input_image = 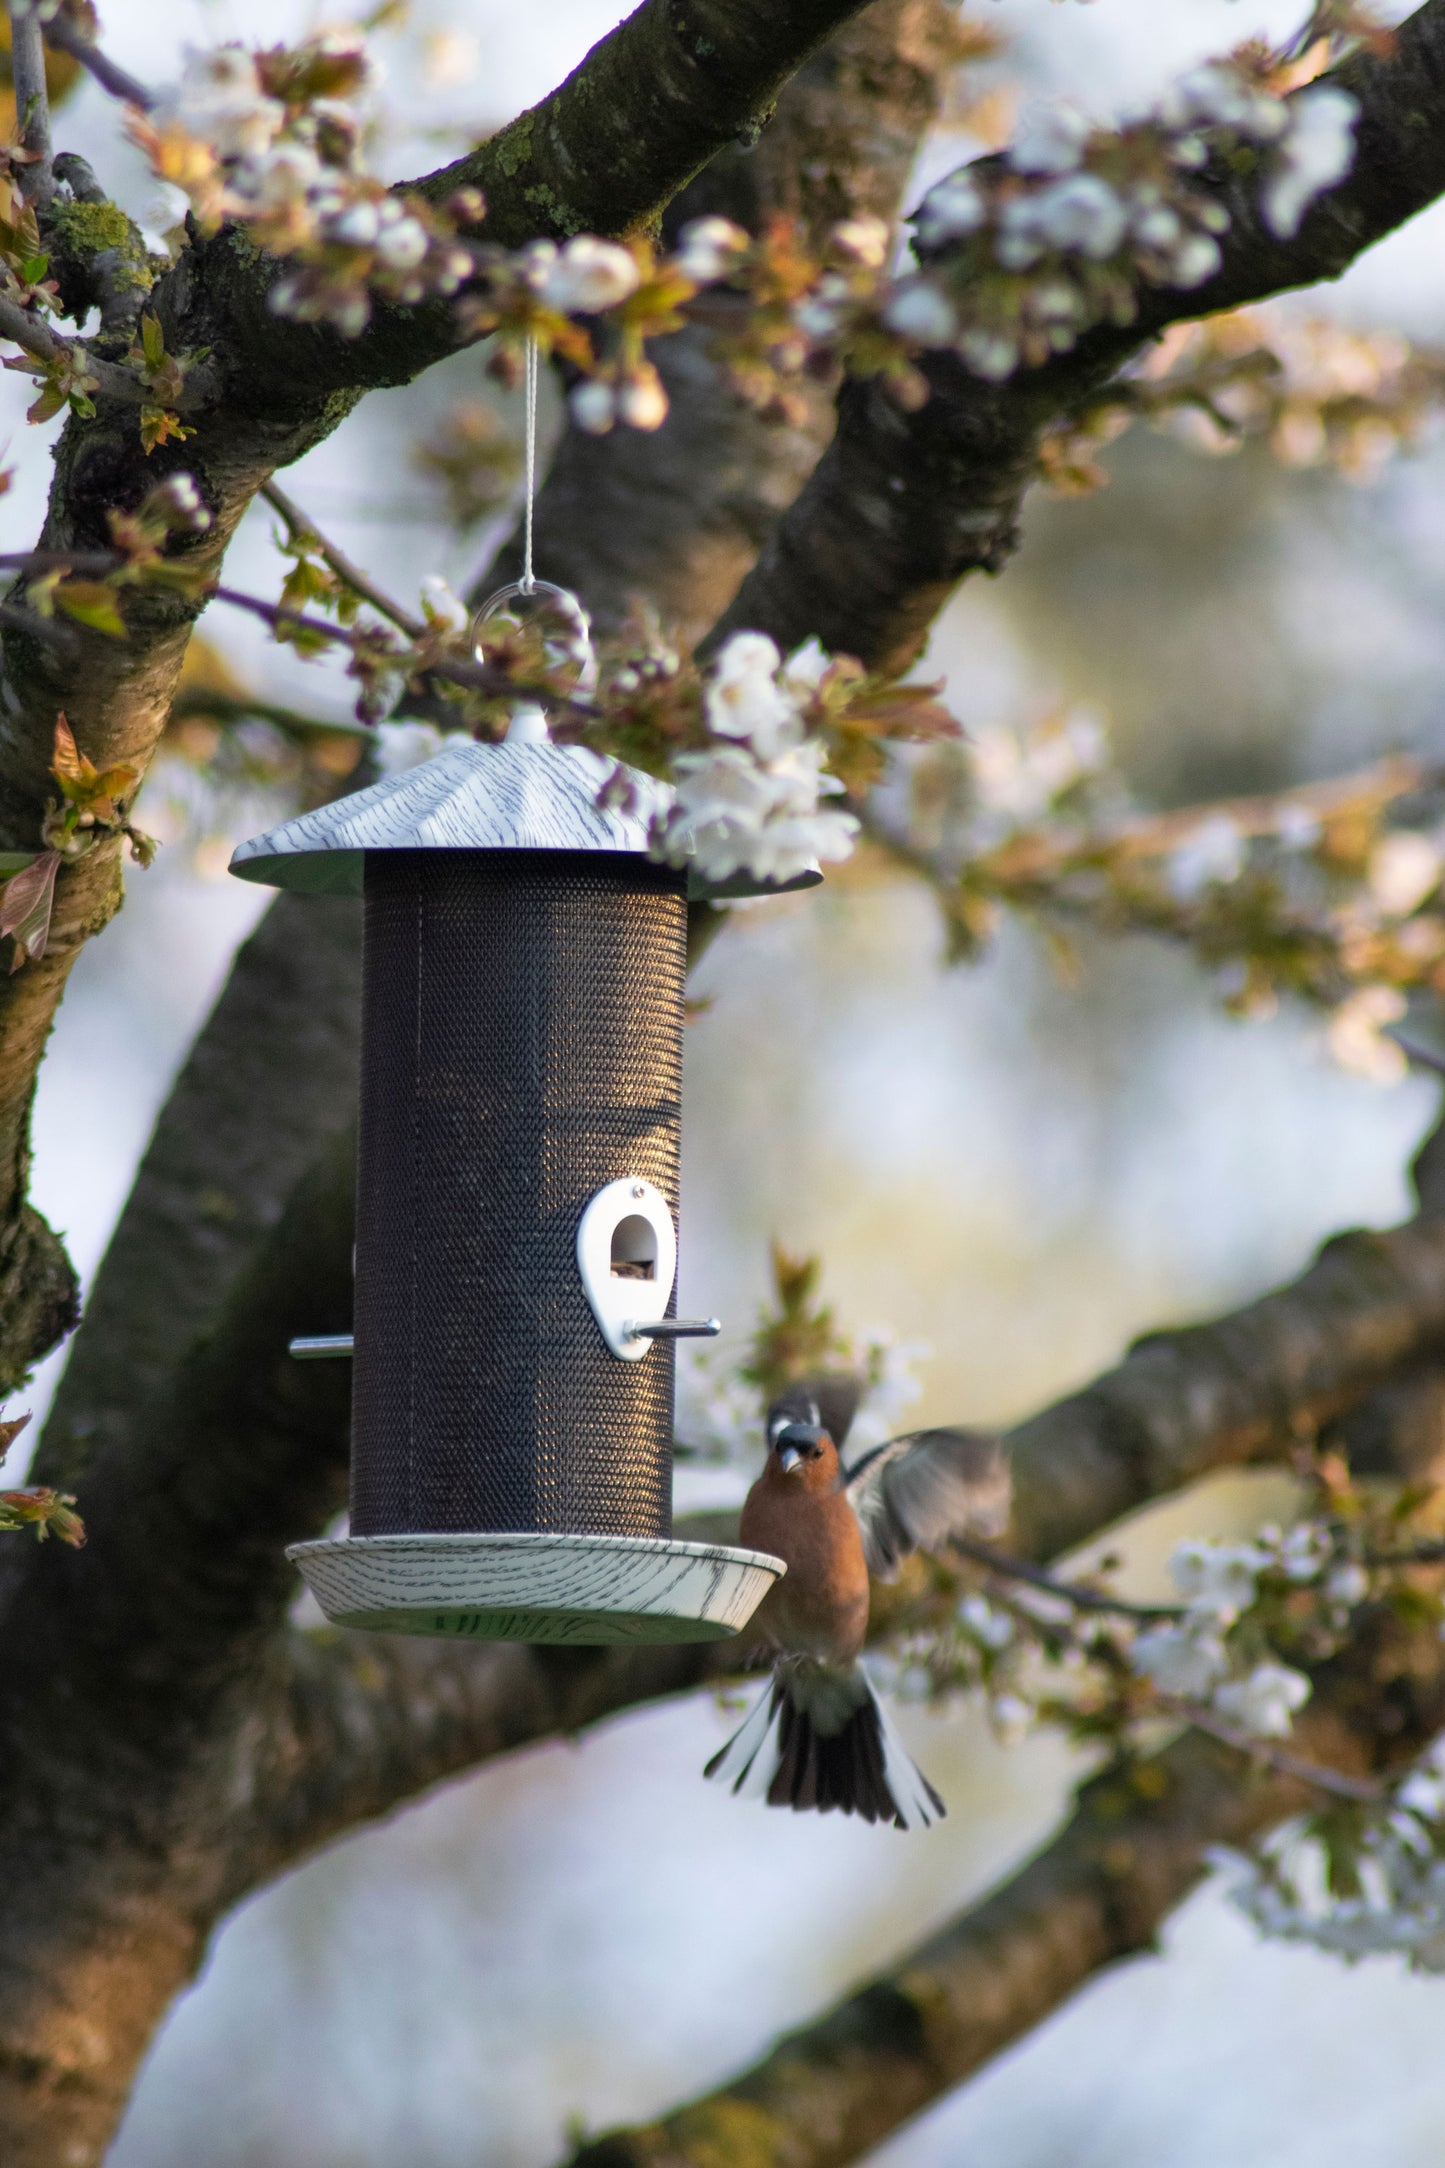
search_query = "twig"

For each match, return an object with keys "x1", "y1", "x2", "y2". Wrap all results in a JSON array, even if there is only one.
[
  {"x1": 8, "y1": 2, "x2": 53, "y2": 206},
  {"x1": 0, "y1": 548, "x2": 125, "y2": 576},
  {"x1": 0, "y1": 293, "x2": 215, "y2": 410},
  {"x1": 210, "y1": 585, "x2": 515, "y2": 701},
  {"x1": 948, "y1": 1531, "x2": 1182, "y2": 1623},
  {"x1": 1178, "y1": 1700, "x2": 1385, "y2": 1804},
  {"x1": 171, "y1": 687, "x2": 371, "y2": 741},
  {"x1": 40, "y1": 12, "x2": 154, "y2": 109},
  {"x1": 1363, "y1": 1539, "x2": 1445, "y2": 1566},
  {"x1": 260, "y1": 481, "x2": 426, "y2": 639}
]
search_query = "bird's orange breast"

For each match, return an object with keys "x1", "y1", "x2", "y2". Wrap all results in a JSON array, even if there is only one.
[{"x1": 741, "y1": 1472, "x2": 871, "y2": 1665}]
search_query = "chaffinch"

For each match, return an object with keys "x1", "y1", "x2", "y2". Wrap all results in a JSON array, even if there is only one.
[{"x1": 705, "y1": 1378, "x2": 1010, "y2": 1831}]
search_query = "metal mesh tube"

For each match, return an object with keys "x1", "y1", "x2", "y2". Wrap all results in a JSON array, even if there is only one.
[{"x1": 351, "y1": 849, "x2": 687, "y2": 1538}]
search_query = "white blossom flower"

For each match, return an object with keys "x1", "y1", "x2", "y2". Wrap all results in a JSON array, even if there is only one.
[
  {"x1": 1262, "y1": 87, "x2": 1358, "y2": 240},
  {"x1": 1169, "y1": 1538, "x2": 1268, "y2": 1618},
  {"x1": 1165, "y1": 814, "x2": 1245, "y2": 901},
  {"x1": 674, "y1": 216, "x2": 750, "y2": 284},
  {"x1": 661, "y1": 737, "x2": 858, "y2": 887},
  {"x1": 1327, "y1": 985, "x2": 1408, "y2": 1084},
  {"x1": 1165, "y1": 233, "x2": 1223, "y2": 289},
  {"x1": 703, "y1": 632, "x2": 798, "y2": 759},
  {"x1": 1369, "y1": 831, "x2": 1443, "y2": 917},
  {"x1": 831, "y1": 214, "x2": 890, "y2": 268},
  {"x1": 419, "y1": 575, "x2": 468, "y2": 635},
  {"x1": 1275, "y1": 1522, "x2": 1332, "y2": 1582},
  {"x1": 147, "y1": 472, "x2": 210, "y2": 531},
  {"x1": 1131, "y1": 1621, "x2": 1230, "y2": 1699},
  {"x1": 1162, "y1": 64, "x2": 1288, "y2": 142},
  {"x1": 1325, "y1": 1561, "x2": 1369, "y2": 1607},
  {"x1": 1010, "y1": 103, "x2": 1091, "y2": 177},
  {"x1": 1399, "y1": 1761, "x2": 1445, "y2": 1824},
  {"x1": 422, "y1": 29, "x2": 479, "y2": 89},
  {"x1": 329, "y1": 198, "x2": 382, "y2": 247},
  {"x1": 375, "y1": 720, "x2": 444, "y2": 773},
  {"x1": 537, "y1": 236, "x2": 640, "y2": 313},
  {"x1": 617, "y1": 367, "x2": 669, "y2": 431},
  {"x1": 990, "y1": 1692, "x2": 1033, "y2": 1746},
  {"x1": 569, "y1": 380, "x2": 616, "y2": 434},
  {"x1": 999, "y1": 174, "x2": 1128, "y2": 267},
  {"x1": 777, "y1": 642, "x2": 827, "y2": 700},
  {"x1": 957, "y1": 328, "x2": 1019, "y2": 381},
  {"x1": 959, "y1": 1593, "x2": 1014, "y2": 1651},
  {"x1": 159, "y1": 46, "x2": 284, "y2": 162},
  {"x1": 883, "y1": 277, "x2": 959, "y2": 346},
  {"x1": 914, "y1": 172, "x2": 985, "y2": 248},
  {"x1": 1213, "y1": 1660, "x2": 1312, "y2": 1737},
  {"x1": 373, "y1": 211, "x2": 430, "y2": 272}
]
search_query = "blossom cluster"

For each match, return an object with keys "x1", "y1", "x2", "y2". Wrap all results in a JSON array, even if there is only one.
[
  {"x1": 134, "y1": 38, "x2": 479, "y2": 337},
  {"x1": 651, "y1": 634, "x2": 860, "y2": 888},
  {"x1": 1129, "y1": 1533, "x2": 1319, "y2": 1737},
  {"x1": 886, "y1": 710, "x2": 1445, "y2": 1080},
  {"x1": 1216, "y1": 1793, "x2": 1445, "y2": 1967},
  {"x1": 895, "y1": 52, "x2": 1358, "y2": 383},
  {"x1": 1042, "y1": 308, "x2": 1445, "y2": 495}
]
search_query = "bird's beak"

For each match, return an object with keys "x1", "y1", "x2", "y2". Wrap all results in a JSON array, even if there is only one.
[{"x1": 774, "y1": 1421, "x2": 824, "y2": 1474}]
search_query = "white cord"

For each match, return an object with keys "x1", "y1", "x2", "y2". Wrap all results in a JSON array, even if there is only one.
[{"x1": 521, "y1": 333, "x2": 538, "y2": 595}]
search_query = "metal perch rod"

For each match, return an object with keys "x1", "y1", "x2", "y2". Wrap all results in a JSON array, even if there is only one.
[{"x1": 288, "y1": 1319, "x2": 720, "y2": 1360}]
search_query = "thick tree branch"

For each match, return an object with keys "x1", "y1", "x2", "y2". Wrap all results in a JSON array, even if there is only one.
[
  {"x1": 30, "y1": 890, "x2": 362, "y2": 1497},
  {"x1": 561, "y1": 1611, "x2": 1445, "y2": 2168},
  {"x1": 710, "y1": 0, "x2": 1445, "y2": 669},
  {"x1": 1007, "y1": 1215, "x2": 1445, "y2": 1563}
]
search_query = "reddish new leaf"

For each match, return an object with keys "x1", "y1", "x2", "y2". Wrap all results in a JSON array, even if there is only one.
[
  {"x1": 0, "y1": 850, "x2": 60, "y2": 971},
  {"x1": 0, "y1": 1410, "x2": 32, "y2": 1468}
]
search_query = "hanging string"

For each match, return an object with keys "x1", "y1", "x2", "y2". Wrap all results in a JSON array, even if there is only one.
[{"x1": 521, "y1": 332, "x2": 538, "y2": 596}]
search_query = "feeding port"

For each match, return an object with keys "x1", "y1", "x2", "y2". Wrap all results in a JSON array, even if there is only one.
[{"x1": 577, "y1": 1178, "x2": 677, "y2": 1358}]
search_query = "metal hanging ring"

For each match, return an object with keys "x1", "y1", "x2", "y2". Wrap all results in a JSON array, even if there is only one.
[{"x1": 472, "y1": 580, "x2": 597, "y2": 696}]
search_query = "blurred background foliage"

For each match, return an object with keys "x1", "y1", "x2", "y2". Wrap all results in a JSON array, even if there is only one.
[{"x1": 6, "y1": 0, "x2": 1445, "y2": 2162}]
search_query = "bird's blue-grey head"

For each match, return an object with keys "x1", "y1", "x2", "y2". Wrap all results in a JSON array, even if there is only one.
[{"x1": 767, "y1": 1396, "x2": 827, "y2": 1475}]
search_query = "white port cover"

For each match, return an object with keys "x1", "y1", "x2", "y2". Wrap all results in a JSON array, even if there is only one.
[{"x1": 576, "y1": 1177, "x2": 677, "y2": 1359}]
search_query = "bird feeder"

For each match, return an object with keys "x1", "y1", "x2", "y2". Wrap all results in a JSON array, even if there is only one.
[{"x1": 230, "y1": 645, "x2": 808, "y2": 1646}]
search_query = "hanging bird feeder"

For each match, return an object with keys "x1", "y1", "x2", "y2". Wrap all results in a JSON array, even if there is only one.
[{"x1": 230, "y1": 594, "x2": 811, "y2": 1647}]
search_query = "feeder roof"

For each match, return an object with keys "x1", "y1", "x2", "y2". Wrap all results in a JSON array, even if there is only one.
[{"x1": 229, "y1": 737, "x2": 820, "y2": 902}]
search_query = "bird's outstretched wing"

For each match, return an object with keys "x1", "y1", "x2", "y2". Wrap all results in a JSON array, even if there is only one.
[{"x1": 844, "y1": 1427, "x2": 1010, "y2": 1582}]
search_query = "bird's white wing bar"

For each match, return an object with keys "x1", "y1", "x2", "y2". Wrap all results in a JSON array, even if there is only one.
[{"x1": 845, "y1": 1427, "x2": 1011, "y2": 1581}]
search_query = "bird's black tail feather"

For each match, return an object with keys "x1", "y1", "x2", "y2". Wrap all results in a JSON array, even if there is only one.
[{"x1": 704, "y1": 1661, "x2": 944, "y2": 1830}]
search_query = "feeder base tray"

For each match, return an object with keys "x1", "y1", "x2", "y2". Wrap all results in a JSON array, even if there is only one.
[{"x1": 289, "y1": 1531, "x2": 784, "y2": 1645}]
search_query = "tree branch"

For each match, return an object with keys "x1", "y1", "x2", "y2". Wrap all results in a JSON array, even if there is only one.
[
  {"x1": 259, "y1": 481, "x2": 425, "y2": 639},
  {"x1": 0, "y1": 293, "x2": 173, "y2": 408},
  {"x1": 39, "y1": 12, "x2": 153, "y2": 110},
  {"x1": 8, "y1": 3, "x2": 52, "y2": 207},
  {"x1": 709, "y1": 0, "x2": 1445, "y2": 669}
]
